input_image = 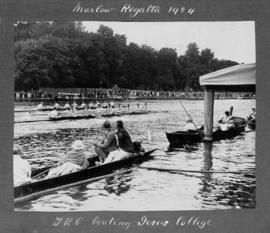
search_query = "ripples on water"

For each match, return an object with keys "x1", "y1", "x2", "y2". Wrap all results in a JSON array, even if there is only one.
[{"x1": 14, "y1": 99, "x2": 255, "y2": 211}]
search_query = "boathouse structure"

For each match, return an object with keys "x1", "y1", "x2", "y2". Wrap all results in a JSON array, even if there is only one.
[{"x1": 199, "y1": 63, "x2": 256, "y2": 141}]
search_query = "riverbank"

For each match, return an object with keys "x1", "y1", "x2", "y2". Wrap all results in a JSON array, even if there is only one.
[{"x1": 14, "y1": 94, "x2": 255, "y2": 103}]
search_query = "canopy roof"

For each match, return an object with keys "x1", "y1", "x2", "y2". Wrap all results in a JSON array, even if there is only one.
[{"x1": 200, "y1": 63, "x2": 256, "y2": 87}]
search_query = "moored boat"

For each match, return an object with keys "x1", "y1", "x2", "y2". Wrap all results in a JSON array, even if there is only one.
[
  {"x1": 14, "y1": 149, "x2": 156, "y2": 203},
  {"x1": 166, "y1": 117, "x2": 246, "y2": 147}
]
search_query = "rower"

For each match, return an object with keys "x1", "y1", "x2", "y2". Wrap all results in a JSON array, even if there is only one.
[
  {"x1": 104, "y1": 120, "x2": 134, "y2": 163},
  {"x1": 46, "y1": 140, "x2": 89, "y2": 179},
  {"x1": 102, "y1": 101, "x2": 108, "y2": 109},
  {"x1": 72, "y1": 101, "x2": 78, "y2": 109},
  {"x1": 53, "y1": 102, "x2": 59, "y2": 109},
  {"x1": 144, "y1": 102, "x2": 148, "y2": 110},
  {"x1": 72, "y1": 106, "x2": 78, "y2": 116},
  {"x1": 96, "y1": 101, "x2": 101, "y2": 108},
  {"x1": 89, "y1": 102, "x2": 95, "y2": 109},
  {"x1": 110, "y1": 100, "x2": 115, "y2": 109},
  {"x1": 94, "y1": 121, "x2": 118, "y2": 163},
  {"x1": 184, "y1": 119, "x2": 197, "y2": 132},
  {"x1": 64, "y1": 106, "x2": 72, "y2": 116},
  {"x1": 48, "y1": 107, "x2": 58, "y2": 119},
  {"x1": 80, "y1": 101, "x2": 86, "y2": 109},
  {"x1": 36, "y1": 102, "x2": 43, "y2": 110},
  {"x1": 13, "y1": 144, "x2": 31, "y2": 187},
  {"x1": 64, "y1": 102, "x2": 70, "y2": 109}
]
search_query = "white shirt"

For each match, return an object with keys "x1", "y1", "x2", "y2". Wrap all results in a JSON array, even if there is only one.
[
  {"x1": 13, "y1": 155, "x2": 31, "y2": 187},
  {"x1": 64, "y1": 103, "x2": 70, "y2": 108},
  {"x1": 184, "y1": 122, "x2": 197, "y2": 131},
  {"x1": 222, "y1": 116, "x2": 231, "y2": 124},
  {"x1": 49, "y1": 110, "x2": 58, "y2": 118},
  {"x1": 36, "y1": 103, "x2": 43, "y2": 109}
]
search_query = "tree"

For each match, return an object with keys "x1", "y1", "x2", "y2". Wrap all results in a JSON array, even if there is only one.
[
  {"x1": 182, "y1": 43, "x2": 202, "y2": 91},
  {"x1": 200, "y1": 48, "x2": 215, "y2": 73},
  {"x1": 156, "y1": 48, "x2": 178, "y2": 90},
  {"x1": 14, "y1": 22, "x2": 239, "y2": 91}
]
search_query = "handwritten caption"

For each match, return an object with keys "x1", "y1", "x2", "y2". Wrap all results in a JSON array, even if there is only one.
[
  {"x1": 72, "y1": 3, "x2": 196, "y2": 17},
  {"x1": 52, "y1": 215, "x2": 211, "y2": 230}
]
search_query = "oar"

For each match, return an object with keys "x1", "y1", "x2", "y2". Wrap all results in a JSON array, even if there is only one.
[
  {"x1": 138, "y1": 166, "x2": 252, "y2": 175},
  {"x1": 14, "y1": 119, "x2": 51, "y2": 123},
  {"x1": 179, "y1": 101, "x2": 204, "y2": 140},
  {"x1": 31, "y1": 166, "x2": 55, "y2": 179}
]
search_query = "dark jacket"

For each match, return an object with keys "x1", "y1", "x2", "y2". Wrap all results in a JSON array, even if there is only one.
[{"x1": 117, "y1": 128, "x2": 134, "y2": 153}]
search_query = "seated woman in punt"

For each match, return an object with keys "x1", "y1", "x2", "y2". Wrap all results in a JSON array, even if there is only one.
[
  {"x1": 218, "y1": 111, "x2": 235, "y2": 131},
  {"x1": 46, "y1": 140, "x2": 89, "y2": 179}
]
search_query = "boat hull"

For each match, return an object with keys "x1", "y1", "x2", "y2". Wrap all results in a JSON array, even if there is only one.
[
  {"x1": 49, "y1": 114, "x2": 96, "y2": 121},
  {"x1": 166, "y1": 117, "x2": 246, "y2": 147},
  {"x1": 14, "y1": 150, "x2": 155, "y2": 202}
]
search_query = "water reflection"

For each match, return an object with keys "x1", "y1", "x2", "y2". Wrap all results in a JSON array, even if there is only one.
[
  {"x1": 104, "y1": 170, "x2": 132, "y2": 196},
  {"x1": 68, "y1": 185, "x2": 89, "y2": 202},
  {"x1": 200, "y1": 142, "x2": 213, "y2": 193}
]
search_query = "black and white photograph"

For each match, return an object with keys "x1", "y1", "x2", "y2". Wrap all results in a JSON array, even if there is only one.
[{"x1": 13, "y1": 21, "x2": 256, "y2": 211}]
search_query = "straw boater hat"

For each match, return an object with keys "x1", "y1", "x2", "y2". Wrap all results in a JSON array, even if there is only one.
[{"x1": 72, "y1": 140, "x2": 85, "y2": 151}]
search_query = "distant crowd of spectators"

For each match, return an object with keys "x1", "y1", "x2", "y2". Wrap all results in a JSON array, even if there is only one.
[{"x1": 14, "y1": 88, "x2": 255, "y2": 100}]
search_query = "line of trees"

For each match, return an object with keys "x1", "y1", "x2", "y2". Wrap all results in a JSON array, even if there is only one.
[{"x1": 14, "y1": 21, "x2": 238, "y2": 91}]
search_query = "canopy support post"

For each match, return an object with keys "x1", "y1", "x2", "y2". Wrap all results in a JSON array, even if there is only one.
[{"x1": 204, "y1": 86, "x2": 214, "y2": 141}]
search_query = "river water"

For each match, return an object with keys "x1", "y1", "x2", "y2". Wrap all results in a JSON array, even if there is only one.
[{"x1": 14, "y1": 99, "x2": 255, "y2": 211}]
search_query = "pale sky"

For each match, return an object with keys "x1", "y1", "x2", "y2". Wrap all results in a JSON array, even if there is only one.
[{"x1": 83, "y1": 21, "x2": 255, "y2": 64}]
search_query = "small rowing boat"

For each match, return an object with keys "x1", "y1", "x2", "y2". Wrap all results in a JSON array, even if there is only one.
[
  {"x1": 166, "y1": 117, "x2": 246, "y2": 147},
  {"x1": 15, "y1": 106, "x2": 87, "y2": 113},
  {"x1": 48, "y1": 110, "x2": 150, "y2": 121},
  {"x1": 49, "y1": 114, "x2": 96, "y2": 121},
  {"x1": 14, "y1": 149, "x2": 156, "y2": 203}
]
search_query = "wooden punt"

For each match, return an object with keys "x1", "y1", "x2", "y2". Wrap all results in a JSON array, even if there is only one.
[
  {"x1": 14, "y1": 149, "x2": 156, "y2": 203},
  {"x1": 166, "y1": 117, "x2": 246, "y2": 147}
]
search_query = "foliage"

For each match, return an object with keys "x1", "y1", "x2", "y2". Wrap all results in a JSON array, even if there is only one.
[{"x1": 14, "y1": 21, "x2": 239, "y2": 91}]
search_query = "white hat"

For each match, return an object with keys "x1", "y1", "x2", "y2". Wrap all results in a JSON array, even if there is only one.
[
  {"x1": 72, "y1": 140, "x2": 85, "y2": 151},
  {"x1": 13, "y1": 144, "x2": 22, "y2": 154}
]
